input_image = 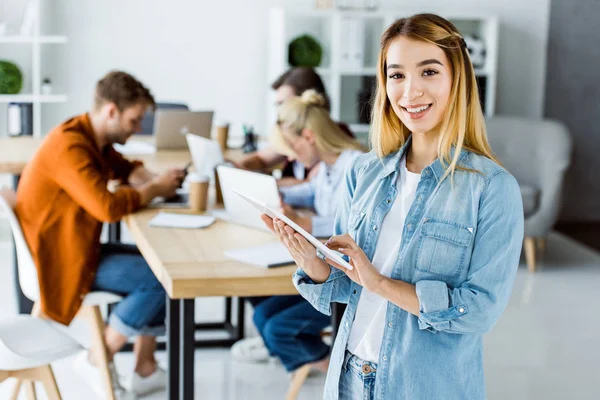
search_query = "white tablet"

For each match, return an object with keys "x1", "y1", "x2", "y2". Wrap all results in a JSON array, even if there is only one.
[{"x1": 232, "y1": 189, "x2": 354, "y2": 271}]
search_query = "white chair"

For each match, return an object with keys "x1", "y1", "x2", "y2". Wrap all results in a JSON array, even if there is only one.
[
  {"x1": 0, "y1": 188, "x2": 124, "y2": 400},
  {"x1": 0, "y1": 315, "x2": 82, "y2": 400}
]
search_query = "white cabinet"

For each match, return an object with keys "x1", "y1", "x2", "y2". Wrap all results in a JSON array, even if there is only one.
[
  {"x1": 268, "y1": 8, "x2": 499, "y2": 144},
  {"x1": 0, "y1": 0, "x2": 68, "y2": 137}
]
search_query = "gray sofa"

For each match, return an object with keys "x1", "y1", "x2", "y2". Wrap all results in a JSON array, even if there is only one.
[{"x1": 486, "y1": 116, "x2": 572, "y2": 272}]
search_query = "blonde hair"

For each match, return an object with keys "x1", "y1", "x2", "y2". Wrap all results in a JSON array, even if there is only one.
[
  {"x1": 273, "y1": 90, "x2": 365, "y2": 156},
  {"x1": 370, "y1": 13, "x2": 499, "y2": 180}
]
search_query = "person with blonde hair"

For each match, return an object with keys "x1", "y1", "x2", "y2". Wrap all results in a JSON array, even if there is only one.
[
  {"x1": 231, "y1": 90, "x2": 364, "y2": 377},
  {"x1": 234, "y1": 67, "x2": 354, "y2": 186},
  {"x1": 264, "y1": 13, "x2": 524, "y2": 399}
]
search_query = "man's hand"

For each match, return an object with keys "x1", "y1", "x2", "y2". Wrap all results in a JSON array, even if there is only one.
[
  {"x1": 153, "y1": 169, "x2": 185, "y2": 198},
  {"x1": 137, "y1": 169, "x2": 185, "y2": 205}
]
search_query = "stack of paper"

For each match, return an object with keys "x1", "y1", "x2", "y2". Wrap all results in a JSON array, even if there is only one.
[
  {"x1": 149, "y1": 212, "x2": 215, "y2": 229},
  {"x1": 224, "y1": 242, "x2": 294, "y2": 268},
  {"x1": 114, "y1": 140, "x2": 156, "y2": 155}
]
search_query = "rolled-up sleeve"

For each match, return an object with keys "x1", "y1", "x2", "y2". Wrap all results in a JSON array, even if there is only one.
[
  {"x1": 416, "y1": 171, "x2": 524, "y2": 334},
  {"x1": 280, "y1": 181, "x2": 316, "y2": 209},
  {"x1": 292, "y1": 159, "x2": 361, "y2": 314},
  {"x1": 293, "y1": 266, "x2": 351, "y2": 315}
]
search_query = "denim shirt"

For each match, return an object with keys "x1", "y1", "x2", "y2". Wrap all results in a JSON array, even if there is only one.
[
  {"x1": 293, "y1": 138, "x2": 524, "y2": 400},
  {"x1": 280, "y1": 150, "x2": 363, "y2": 237}
]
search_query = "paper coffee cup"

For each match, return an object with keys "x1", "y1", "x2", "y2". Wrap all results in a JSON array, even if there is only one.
[{"x1": 188, "y1": 173, "x2": 209, "y2": 212}]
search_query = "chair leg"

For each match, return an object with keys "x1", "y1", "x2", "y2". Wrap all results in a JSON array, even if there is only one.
[
  {"x1": 10, "y1": 379, "x2": 22, "y2": 400},
  {"x1": 286, "y1": 364, "x2": 311, "y2": 400},
  {"x1": 39, "y1": 365, "x2": 62, "y2": 400},
  {"x1": 536, "y1": 237, "x2": 546, "y2": 255},
  {"x1": 82, "y1": 305, "x2": 117, "y2": 400},
  {"x1": 24, "y1": 380, "x2": 37, "y2": 400},
  {"x1": 524, "y1": 237, "x2": 536, "y2": 273},
  {"x1": 31, "y1": 302, "x2": 43, "y2": 318}
]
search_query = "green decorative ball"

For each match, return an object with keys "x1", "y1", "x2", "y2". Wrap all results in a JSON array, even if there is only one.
[
  {"x1": 0, "y1": 61, "x2": 23, "y2": 94},
  {"x1": 288, "y1": 35, "x2": 323, "y2": 67}
]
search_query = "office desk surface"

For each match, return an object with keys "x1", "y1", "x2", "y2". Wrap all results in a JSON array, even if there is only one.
[
  {"x1": 0, "y1": 135, "x2": 251, "y2": 174},
  {"x1": 124, "y1": 208, "x2": 298, "y2": 299}
]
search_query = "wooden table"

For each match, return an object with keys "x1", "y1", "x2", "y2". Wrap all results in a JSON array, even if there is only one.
[{"x1": 125, "y1": 208, "x2": 298, "y2": 400}]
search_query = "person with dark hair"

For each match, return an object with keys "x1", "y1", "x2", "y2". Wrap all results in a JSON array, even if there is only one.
[
  {"x1": 15, "y1": 70, "x2": 182, "y2": 398},
  {"x1": 234, "y1": 67, "x2": 352, "y2": 186}
]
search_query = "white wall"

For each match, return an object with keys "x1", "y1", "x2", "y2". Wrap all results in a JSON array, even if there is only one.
[{"x1": 37, "y1": 0, "x2": 550, "y2": 137}]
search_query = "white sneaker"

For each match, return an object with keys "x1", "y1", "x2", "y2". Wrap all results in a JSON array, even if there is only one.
[
  {"x1": 125, "y1": 366, "x2": 167, "y2": 396},
  {"x1": 230, "y1": 336, "x2": 270, "y2": 363},
  {"x1": 73, "y1": 350, "x2": 137, "y2": 400}
]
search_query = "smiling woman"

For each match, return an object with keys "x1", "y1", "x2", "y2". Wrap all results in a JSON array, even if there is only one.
[{"x1": 266, "y1": 13, "x2": 524, "y2": 400}]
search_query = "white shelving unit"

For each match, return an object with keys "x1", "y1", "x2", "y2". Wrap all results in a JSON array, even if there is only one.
[
  {"x1": 268, "y1": 8, "x2": 499, "y2": 144},
  {"x1": 0, "y1": 0, "x2": 68, "y2": 137}
]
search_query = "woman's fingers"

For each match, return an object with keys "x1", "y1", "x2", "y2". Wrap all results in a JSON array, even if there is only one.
[
  {"x1": 283, "y1": 225, "x2": 303, "y2": 253},
  {"x1": 296, "y1": 233, "x2": 315, "y2": 253},
  {"x1": 325, "y1": 257, "x2": 346, "y2": 271},
  {"x1": 261, "y1": 214, "x2": 275, "y2": 233},
  {"x1": 326, "y1": 233, "x2": 357, "y2": 249}
]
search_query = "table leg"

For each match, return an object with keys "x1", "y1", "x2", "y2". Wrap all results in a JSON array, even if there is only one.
[
  {"x1": 167, "y1": 297, "x2": 181, "y2": 400},
  {"x1": 108, "y1": 221, "x2": 121, "y2": 243},
  {"x1": 180, "y1": 299, "x2": 195, "y2": 400},
  {"x1": 235, "y1": 297, "x2": 245, "y2": 339}
]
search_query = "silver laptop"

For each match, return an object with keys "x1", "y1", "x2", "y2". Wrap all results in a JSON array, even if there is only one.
[
  {"x1": 154, "y1": 110, "x2": 213, "y2": 150},
  {"x1": 216, "y1": 165, "x2": 281, "y2": 232}
]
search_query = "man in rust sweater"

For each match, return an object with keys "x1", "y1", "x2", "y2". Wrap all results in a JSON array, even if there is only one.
[{"x1": 16, "y1": 71, "x2": 183, "y2": 398}]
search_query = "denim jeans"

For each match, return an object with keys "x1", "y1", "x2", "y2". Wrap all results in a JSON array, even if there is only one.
[
  {"x1": 92, "y1": 243, "x2": 166, "y2": 337},
  {"x1": 250, "y1": 295, "x2": 330, "y2": 372},
  {"x1": 339, "y1": 350, "x2": 377, "y2": 400}
]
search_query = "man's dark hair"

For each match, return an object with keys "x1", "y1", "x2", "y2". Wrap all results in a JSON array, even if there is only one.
[
  {"x1": 271, "y1": 67, "x2": 330, "y2": 111},
  {"x1": 94, "y1": 70, "x2": 156, "y2": 111}
]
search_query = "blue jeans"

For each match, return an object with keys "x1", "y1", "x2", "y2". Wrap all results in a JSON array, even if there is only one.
[
  {"x1": 250, "y1": 295, "x2": 330, "y2": 372},
  {"x1": 338, "y1": 350, "x2": 377, "y2": 400},
  {"x1": 92, "y1": 243, "x2": 166, "y2": 337}
]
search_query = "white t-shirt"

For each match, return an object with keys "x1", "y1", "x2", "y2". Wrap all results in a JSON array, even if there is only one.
[{"x1": 347, "y1": 156, "x2": 421, "y2": 363}]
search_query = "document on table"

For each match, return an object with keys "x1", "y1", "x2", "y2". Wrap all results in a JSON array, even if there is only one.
[
  {"x1": 149, "y1": 212, "x2": 215, "y2": 229},
  {"x1": 113, "y1": 140, "x2": 156, "y2": 155},
  {"x1": 224, "y1": 241, "x2": 294, "y2": 268}
]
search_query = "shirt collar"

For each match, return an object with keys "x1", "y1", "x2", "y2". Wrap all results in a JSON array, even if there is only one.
[{"x1": 377, "y1": 135, "x2": 470, "y2": 182}]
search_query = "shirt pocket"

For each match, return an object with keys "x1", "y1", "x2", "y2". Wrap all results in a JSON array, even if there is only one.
[{"x1": 416, "y1": 219, "x2": 473, "y2": 278}]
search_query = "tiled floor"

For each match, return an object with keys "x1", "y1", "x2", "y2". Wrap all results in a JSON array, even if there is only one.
[{"x1": 0, "y1": 226, "x2": 599, "y2": 399}]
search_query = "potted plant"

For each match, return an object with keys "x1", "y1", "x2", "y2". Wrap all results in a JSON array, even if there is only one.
[
  {"x1": 288, "y1": 35, "x2": 323, "y2": 67},
  {"x1": 0, "y1": 60, "x2": 23, "y2": 94}
]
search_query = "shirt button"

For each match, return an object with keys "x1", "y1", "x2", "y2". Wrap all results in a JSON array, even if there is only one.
[
  {"x1": 388, "y1": 322, "x2": 393, "y2": 327},
  {"x1": 459, "y1": 307, "x2": 465, "y2": 313},
  {"x1": 386, "y1": 199, "x2": 391, "y2": 204},
  {"x1": 418, "y1": 196, "x2": 423, "y2": 202},
  {"x1": 373, "y1": 225, "x2": 378, "y2": 231},
  {"x1": 407, "y1": 224, "x2": 412, "y2": 229},
  {"x1": 383, "y1": 356, "x2": 388, "y2": 361},
  {"x1": 353, "y1": 289, "x2": 357, "y2": 294},
  {"x1": 425, "y1": 170, "x2": 430, "y2": 175}
]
